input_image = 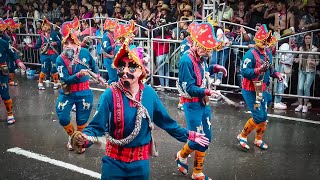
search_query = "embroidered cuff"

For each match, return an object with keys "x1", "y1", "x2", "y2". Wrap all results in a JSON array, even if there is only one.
[
  {"x1": 273, "y1": 72, "x2": 280, "y2": 78},
  {"x1": 188, "y1": 130, "x2": 196, "y2": 141},
  {"x1": 254, "y1": 68, "x2": 261, "y2": 75},
  {"x1": 81, "y1": 42, "x2": 87, "y2": 47},
  {"x1": 76, "y1": 72, "x2": 83, "y2": 79},
  {"x1": 204, "y1": 89, "x2": 211, "y2": 96},
  {"x1": 82, "y1": 140, "x2": 90, "y2": 148},
  {"x1": 15, "y1": 59, "x2": 22, "y2": 64},
  {"x1": 213, "y1": 65, "x2": 219, "y2": 74}
]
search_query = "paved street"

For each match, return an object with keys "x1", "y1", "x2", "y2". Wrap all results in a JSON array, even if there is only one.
[{"x1": 0, "y1": 75, "x2": 319, "y2": 180}]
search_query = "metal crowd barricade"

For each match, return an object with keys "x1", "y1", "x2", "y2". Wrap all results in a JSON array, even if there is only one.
[
  {"x1": 16, "y1": 33, "x2": 41, "y2": 66},
  {"x1": 78, "y1": 17, "x2": 150, "y2": 38},
  {"x1": 273, "y1": 50, "x2": 320, "y2": 100},
  {"x1": 88, "y1": 36, "x2": 150, "y2": 74},
  {"x1": 150, "y1": 38, "x2": 182, "y2": 90},
  {"x1": 149, "y1": 20, "x2": 257, "y2": 92},
  {"x1": 13, "y1": 17, "x2": 320, "y2": 103},
  {"x1": 272, "y1": 29, "x2": 320, "y2": 102}
]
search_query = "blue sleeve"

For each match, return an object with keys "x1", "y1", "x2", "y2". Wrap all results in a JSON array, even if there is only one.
[
  {"x1": 33, "y1": 36, "x2": 42, "y2": 49},
  {"x1": 56, "y1": 56, "x2": 81, "y2": 84},
  {"x1": 152, "y1": 90, "x2": 188, "y2": 142},
  {"x1": 82, "y1": 91, "x2": 111, "y2": 148},
  {"x1": 86, "y1": 48, "x2": 99, "y2": 74},
  {"x1": 178, "y1": 57, "x2": 206, "y2": 98},
  {"x1": 52, "y1": 31, "x2": 61, "y2": 48},
  {"x1": 6, "y1": 42, "x2": 18, "y2": 61},
  {"x1": 102, "y1": 33, "x2": 112, "y2": 53},
  {"x1": 240, "y1": 50, "x2": 258, "y2": 80}
]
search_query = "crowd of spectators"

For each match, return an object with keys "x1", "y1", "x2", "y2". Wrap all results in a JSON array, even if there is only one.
[{"x1": 0, "y1": 0, "x2": 318, "y2": 39}]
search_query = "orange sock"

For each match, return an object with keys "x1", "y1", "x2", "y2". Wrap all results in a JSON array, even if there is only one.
[
  {"x1": 52, "y1": 73, "x2": 59, "y2": 84},
  {"x1": 255, "y1": 122, "x2": 267, "y2": 140},
  {"x1": 63, "y1": 122, "x2": 75, "y2": 136},
  {"x1": 180, "y1": 143, "x2": 193, "y2": 158},
  {"x1": 4, "y1": 99, "x2": 13, "y2": 116},
  {"x1": 39, "y1": 72, "x2": 46, "y2": 83},
  {"x1": 77, "y1": 123, "x2": 87, "y2": 132},
  {"x1": 240, "y1": 118, "x2": 257, "y2": 138},
  {"x1": 193, "y1": 151, "x2": 206, "y2": 174}
]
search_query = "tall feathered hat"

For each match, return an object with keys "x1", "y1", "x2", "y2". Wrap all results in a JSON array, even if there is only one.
[
  {"x1": 113, "y1": 20, "x2": 136, "y2": 40},
  {"x1": 254, "y1": 24, "x2": 269, "y2": 42},
  {"x1": 41, "y1": 17, "x2": 51, "y2": 27},
  {"x1": 0, "y1": 18, "x2": 7, "y2": 31},
  {"x1": 4, "y1": 18, "x2": 20, "y2": 29},
  {"x1": 113, "y1": 38, "x2": 149, "y2": 80},
  {"x1": 189, "y1": 21, "x2": 222, "y2": 51},
  {"x1": 104, "y1": 18, "x2": 118, "y2": 31},
  {"x1": 61, "y1": 21, "x2": 80, "y2": 45}
]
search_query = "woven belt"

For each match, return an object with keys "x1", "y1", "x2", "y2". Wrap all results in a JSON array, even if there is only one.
[
  {"x1": 71, "y1": 81, "x2": 90, "y2": 92},
  {"x1": 105, "y1": 141, "x2": 150, "y2": 162},
  {"x1": 181, "y1": 97, "x2": 201, "y2": 103}
]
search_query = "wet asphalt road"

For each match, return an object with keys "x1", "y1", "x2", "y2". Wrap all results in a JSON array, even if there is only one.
[{"x1": 0, "y1": 74, "x2": 320, "y2": 180}]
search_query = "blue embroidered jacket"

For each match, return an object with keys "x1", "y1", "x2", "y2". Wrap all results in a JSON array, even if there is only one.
[
  {"x1": 178, "y1": 51, "x2": 215, "y2": 98},
  {"x1": 33, "y1": 31, "x2": 61, "y2": 54},
  {"x1": 241, "y1": 48, "x2": 277, "y2": 92},
  {"x1": 56, "y1": 48, "x2": 98, "y2": 94},
  {"x1": 0, "y1": 38, "x2": 18, "y2": 64},
  {"x1": 83, "y1": 84, "x2": 189, "y2": 148},
  {"x1": 102, "y1": 31, "x2": 115, "y2": 56}
]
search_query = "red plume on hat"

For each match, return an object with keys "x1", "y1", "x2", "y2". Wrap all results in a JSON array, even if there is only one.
[
  {"x1": 61, "y1": 21, "x2": 80, "y2": 45},
  {"x1": 113, "y1": 20, "x2": 135, "y2": 40},
  {"x1": 41, "y1": 17, "x2": 51, "y2": 27},
  {"x1": 4, "y1": 18, "x2": 20, "y2": 29},
  {"x1": 62, "y1": 29, "x2": 80, "y2": 45},
  {"x1": 104, "y1": 18, "x2": 118, "y2": 31},
  {"x1": 254, "y1": 24, "x2": 269, "y2": 42},
  {"x1": 0, "y1": 18, "x2": 8, "y2": 31},
  {"x1": 61, "y1": 21, "x2": 74, "y2": 37},
  {"x1": 60, "y1": 17, "x2": 80, "y2": 37},
  {"x1": 71, "y1": 16, "x2": 80, "y2": 30},
  {"x1": 189, "y1": 22, "x2": 222, "y2": 50}
]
